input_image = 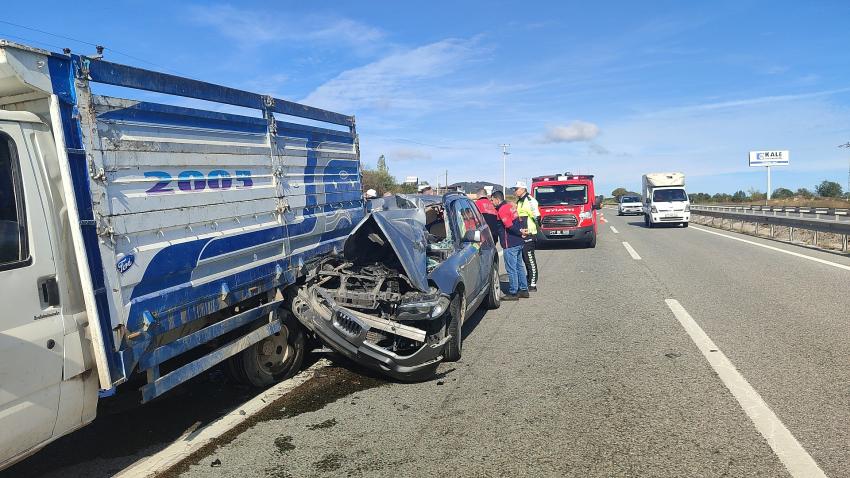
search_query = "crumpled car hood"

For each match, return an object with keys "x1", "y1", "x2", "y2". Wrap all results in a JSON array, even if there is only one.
[{"x1": 343, "y1": 211, "x2": 430, "y2": 293}]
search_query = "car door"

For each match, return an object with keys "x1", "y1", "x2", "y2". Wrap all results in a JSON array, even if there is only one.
[
  {"x1": 468, "y1": 202, "x2": 495, "y2": 289},
  {"x1": 449, "y1": 198, "x2": 482, "y2": 315},
  {"x1": 0, "y1": 122, "x2": 64, "y2": 462}
]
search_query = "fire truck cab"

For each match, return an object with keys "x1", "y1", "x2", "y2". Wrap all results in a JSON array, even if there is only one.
[{"x1": 530, "y1": 173, "x2": 602, "y2": 248}]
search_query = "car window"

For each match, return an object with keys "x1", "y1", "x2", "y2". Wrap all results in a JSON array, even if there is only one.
[
  {"x1": 653, "y1": 189, "x2": 688, "y2": 202},
  {"x1": 0, "y1": 133, "x2": 28, "y2": 269},
  {"x1": 453, "y1": 199, "x2": 480, "y2": 239},
  {"x1": 533, "y1": 184, "x2": 588, "y2": 206}
]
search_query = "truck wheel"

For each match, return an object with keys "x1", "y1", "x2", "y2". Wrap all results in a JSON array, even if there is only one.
[
  {"x1": 443, "y1": 294, "x2": 464, "y2": 362},
  {"x1": 586, "y1": 231, "x2": 597, "y2": 248},
  {"x1": 230, "y1": 311, "x2": 305, "y2": 387},
  {"x1": 485, "y1": 261, "x2": 501, "y2": 309},
  {"x1": 682, "y1": 222, "x2": 689, "y2": 228}
]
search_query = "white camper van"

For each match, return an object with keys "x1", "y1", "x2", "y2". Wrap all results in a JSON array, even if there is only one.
[{"x1": 641, "y1": 172, "x2": 690, "y2": 228}]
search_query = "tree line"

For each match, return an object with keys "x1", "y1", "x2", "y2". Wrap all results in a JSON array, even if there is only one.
[{"x1": 611, "y1": 180, "x2": 846, "y2": 203}]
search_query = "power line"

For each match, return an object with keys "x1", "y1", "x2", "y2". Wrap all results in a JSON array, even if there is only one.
[{"x1": 0, "y1": 18, "x2": 188, "y2": 76}]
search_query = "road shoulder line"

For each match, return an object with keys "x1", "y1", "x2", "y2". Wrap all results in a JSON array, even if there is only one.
[
  {"x1": 622, "y1": 241, "x2": 641, "y2": 260},
  {"x1": 690, "y1": 225, "x2": 850, "y2": 272},
  {"x1": 664, "y1": 299, "x2": 826, "y2": 478},
  {"x1": 114, "y1": 359, "x2": 330, "y2": 478}
]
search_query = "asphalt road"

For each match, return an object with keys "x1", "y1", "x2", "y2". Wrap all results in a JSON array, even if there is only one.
[{"x1": 8, "y1": 210, "x2": 850, "y2": 477}]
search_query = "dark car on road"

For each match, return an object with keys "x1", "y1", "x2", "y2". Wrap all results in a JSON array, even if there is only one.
[{"x1": 291, "y1": 193, "x2": 501, "y2": 381}]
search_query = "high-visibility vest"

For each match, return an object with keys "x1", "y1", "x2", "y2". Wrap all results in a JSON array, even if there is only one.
[{"x1": 516, "y1": 194, "x2": 540, "y2": 235}]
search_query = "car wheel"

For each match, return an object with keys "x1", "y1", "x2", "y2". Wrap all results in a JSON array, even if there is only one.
[
  {"x1": 485, "y1": 261, "x2": 501, "y2": 310},
  {"x1": 586, "y1": 231, "x2": 597, "y2": 248},
  {"x1": 443, "y1": 294, "x2": 464, "y2": 362},
  {"x1": 228, "y1": 311, "x2": 305, "y2": 387}
]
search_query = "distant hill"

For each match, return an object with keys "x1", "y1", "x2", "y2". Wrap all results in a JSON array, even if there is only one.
[{"x1": 449, "y1": 181, "x2": 502, "y2": 193}]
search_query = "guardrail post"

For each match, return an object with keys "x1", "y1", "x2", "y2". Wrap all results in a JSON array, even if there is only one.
[
  {"x1": 814, "y1": 230, "x2": 819, "y2": 247},
  {"x1": 790, "y1": 227, "x2": 794, "y2": 242},
  {"x1": 844, "y1": 235, "x2": 848, "y2": 252},
  {"x1": 770, "y1": 224, "x2": 774, "y2": 238}
]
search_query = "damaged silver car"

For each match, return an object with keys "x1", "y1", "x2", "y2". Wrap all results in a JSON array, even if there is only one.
[{"x1": 291, "y1": 193, "x2": 501, "y2": 381}]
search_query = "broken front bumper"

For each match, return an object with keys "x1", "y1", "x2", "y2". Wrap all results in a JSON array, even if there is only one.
[{"x1": 296, "y1": 289, "x2": 449, "y2": 380}]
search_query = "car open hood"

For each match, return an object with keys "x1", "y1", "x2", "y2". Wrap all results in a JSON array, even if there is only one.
[{"x1": 343, "y1": 211, "x2": 430, "y2": 293}]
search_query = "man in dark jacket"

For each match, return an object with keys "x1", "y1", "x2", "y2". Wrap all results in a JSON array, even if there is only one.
[
  {"x1": 474, "y1": 188, "x2": 500, "y2": 244},
  {"x1": 490, "y1": 190, "x2": 529, "y2": 300}
]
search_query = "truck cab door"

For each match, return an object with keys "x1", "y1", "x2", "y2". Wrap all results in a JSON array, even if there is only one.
[{"x1": 0, "y1": 121, "x2": 64, "y2": 462}]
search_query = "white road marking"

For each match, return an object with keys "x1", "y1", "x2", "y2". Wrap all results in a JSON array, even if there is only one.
[
  {"x1": 664, "y1": 300, "x2": 826, "y2": 478},
  {"x1": 690, "y1": 225, "x2": 850, "y2": 272},
  {"x1": 622, "y1": 241, "x2": 641, "y2": 260},
  {"x1": 610, "y1": 226, "x2": 619, "y2": 234},
  {"x1": 114, "y1": 360, "x2": 330, "y2": 478}
]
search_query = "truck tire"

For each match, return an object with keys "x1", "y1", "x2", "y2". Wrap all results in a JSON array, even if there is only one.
[
  {"x1": 443, "y1": 294, "x2": 464, "y2": 362},
  {"x1": 485, "y1": 261, "x2": 501, "y2": 309},
  {"x1": 682, "y1": 222, "x2": 689, "y2": 228},
  {"x1": 586, "y1": 231, "x2": 597, "y2": 248},
  {"x1": 229, "y1": 311, "x2": 305, "y2": 387}
]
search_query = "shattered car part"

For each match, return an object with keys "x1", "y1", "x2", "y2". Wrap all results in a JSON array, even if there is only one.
[{"x1": 293, "y1": 193, "x2": 500, "y2": 381}]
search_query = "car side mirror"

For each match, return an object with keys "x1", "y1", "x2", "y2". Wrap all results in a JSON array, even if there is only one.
[
  {"x1": 462, "y1": 230, "x2": 482, "y2": 243},
  {"x1": 593, "y1": 195, "x2": 603, "y2": 210}
]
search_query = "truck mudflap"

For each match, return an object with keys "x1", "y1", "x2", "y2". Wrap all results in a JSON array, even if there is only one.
[{"x1": 295, "y1": 287, "x2": 447, "y2": 380}]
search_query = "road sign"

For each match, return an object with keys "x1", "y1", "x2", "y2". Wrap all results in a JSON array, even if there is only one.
[{"x1": 749, "y1": 150, "x2": 789, "y2": 167}]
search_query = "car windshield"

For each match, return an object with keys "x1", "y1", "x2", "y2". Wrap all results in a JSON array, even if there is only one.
[
  {"x1": 621, "y1": 196, "x2": 640, "y2": 203},
  {"x1": 533, "y1": 185, "x2": 588, "y2": 206},
  {"x1": 653, "y1": 189, "x2": 688, "y2": 202}
]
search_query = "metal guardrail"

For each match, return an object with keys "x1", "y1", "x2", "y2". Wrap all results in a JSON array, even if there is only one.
[
  {"x1": 694, "y1": 204, "x2": 850, "y2": 217},
  {"x1": 690, "y1": 206, "x2": 850, "y2": 251}
]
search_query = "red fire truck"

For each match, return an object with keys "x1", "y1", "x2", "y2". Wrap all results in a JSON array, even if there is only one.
[{"x1": 530, "y1": 173, "x2": 603, "y2": 248}]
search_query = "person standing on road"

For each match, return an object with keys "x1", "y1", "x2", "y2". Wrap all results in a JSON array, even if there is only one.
[
  {"x1": 491, "y1": 190, "x2": 529, "y2": 300},
  {"x1": 514, "y1": 181, "x2": 541, "y2": 291},
  {"x1": 474, "y1": 188, "x2": 500, "y2": 244}
]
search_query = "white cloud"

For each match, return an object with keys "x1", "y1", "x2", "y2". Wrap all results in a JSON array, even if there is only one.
[
  {"x1": 300, "y1": 38, "x2": 484, "y2": 112},
  {"x1": 644, "y1": 87, "x2": 850, "y2": 118},
  {"x1": 542, "y1": 121, "x2": 600, "y2": 143},
  {"x1": 390, "y1": 148, "x2": 432, "y2": 161},
  {"x1": 187, "y1": 4, "x2": 384, "y2": 50}
]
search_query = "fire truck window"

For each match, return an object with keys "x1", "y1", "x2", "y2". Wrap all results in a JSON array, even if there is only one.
[
  {"x1": 533, "y1": 185, "x2": 588, "y2": 206},
  {"x1": 0, "y1": 134, "x2": 27, "y2": 267}
]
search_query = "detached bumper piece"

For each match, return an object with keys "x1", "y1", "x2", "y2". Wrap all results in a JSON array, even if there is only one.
[{"x1": 298, "y1": 289, "x2": 447, "y2": 380}]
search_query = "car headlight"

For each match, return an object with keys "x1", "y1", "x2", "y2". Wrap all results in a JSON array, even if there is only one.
[
  {"x1": 430, "y1": 296, "x2": 451, "y2": 318},
  {"x1": 651, "y1": 206, "x2": 658, "y2": 213},
  {"x1": 579, "y1": 211, "x2": 592, "y2": 220}
]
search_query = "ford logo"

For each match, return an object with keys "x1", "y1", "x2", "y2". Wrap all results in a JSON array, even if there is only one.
[{"x1": 116, "y1": 254, "x2": 135, "y2": 274}]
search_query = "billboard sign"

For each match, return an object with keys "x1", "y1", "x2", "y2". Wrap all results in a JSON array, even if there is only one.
[{"x1": 749, "y1": 150, "x2": 789, "y2": 167}]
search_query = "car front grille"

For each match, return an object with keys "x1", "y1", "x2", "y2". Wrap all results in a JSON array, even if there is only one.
[{"x1": 542, "y1": 214, "x2": 578, "y2": 228}]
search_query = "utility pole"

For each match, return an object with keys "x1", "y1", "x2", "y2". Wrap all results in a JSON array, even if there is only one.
[
  {"x1": 840, "y1": 143, "x2": 850, "y2": 201},
  {"x1": 500, "y1": 144, "x2": 511, "y2": 194},
  {"x1": 445, "y1": 169, "x2": 448, "y2": 192}
]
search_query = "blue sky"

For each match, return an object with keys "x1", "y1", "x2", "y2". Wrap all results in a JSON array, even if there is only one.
[{"x1": 4, "y1": 1, "x2": 850, "y2": 195}]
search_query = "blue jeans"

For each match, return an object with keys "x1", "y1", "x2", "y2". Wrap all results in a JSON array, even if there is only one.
[{"x1": 503, "y1": 245, "x2": 528, "y2": 294}]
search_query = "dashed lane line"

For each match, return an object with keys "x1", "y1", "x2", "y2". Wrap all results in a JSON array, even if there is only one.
[
  {"x1": 622, "y1": 241, "x2": 641, "y2": 260},
  {"x1": 610, "y1": 226, "x2": 619, "y2": 234},
  {"x1": 690, "y1": 225, "x2": 850, "y2": 272},
  {"x1": 665, "y1": 299, "x2": 827, "y2": 478}
]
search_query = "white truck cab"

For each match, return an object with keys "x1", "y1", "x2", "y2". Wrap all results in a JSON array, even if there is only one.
[{"x1": 642, "y1": 172, "x2": 690, "y2": 228}]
